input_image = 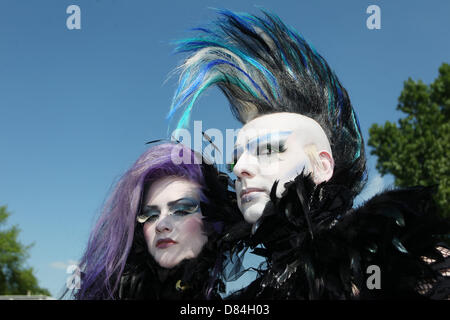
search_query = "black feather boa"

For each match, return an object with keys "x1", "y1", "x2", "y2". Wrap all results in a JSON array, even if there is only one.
[
  {"x1": 117, "y1": 232, "x2": 225, "y2": 300},
  {"x1": 227, "y1": 171, "x2": 450, "y2": 300}
]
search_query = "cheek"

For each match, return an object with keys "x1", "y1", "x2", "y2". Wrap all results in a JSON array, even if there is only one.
[
  {"x1": 178, "y1": 215, "x2": 207, "y2": 255},
  {"x1": 235, "y1": 179, "x2": 242, "y2": 191},
  {"x1": 142, "y1": 223, "x2": 156, "y2": 251},
  {"x1": 272, "y1": 151, "x2": 310, "y2": 197},
  {"x1": 279, "y1": 150, "x2": 310, "y2": 178},
  {"x1": 235, "y1": 181, "x2": 243, "y2": 207},
  {"x1": 179, "y1": 215, "x2": 204, "y2": 236}
]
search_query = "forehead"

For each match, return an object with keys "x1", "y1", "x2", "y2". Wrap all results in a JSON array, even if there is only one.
[
  {"x1": 145, "y1": 177, "x2": 200, "y2": 206},
  {"x1": 236, "y1": 113, "x2": 316, "y2": 144}
]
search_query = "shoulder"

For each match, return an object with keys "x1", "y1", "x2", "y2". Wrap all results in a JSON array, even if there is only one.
[{"x1": 332, "y1": 186, "x2": 450, "y2": 299}]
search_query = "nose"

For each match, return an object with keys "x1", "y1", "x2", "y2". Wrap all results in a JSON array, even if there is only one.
[
  {"x1": 233, "y1": 152, "x2": 257, "y2": 180},
  {"x1": 155, "y1": 215, "x2": 173, "y2": 233}
]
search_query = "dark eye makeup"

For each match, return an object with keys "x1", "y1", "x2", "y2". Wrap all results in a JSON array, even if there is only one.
[
  {"x1": 171, "y1": 199, "x2": 199, "y2": 216},
  {"x1": 136, "y1": 198, "x2": 200, "y2": 224},
  {"x1": 257, "y1": 141, "x2": 287, "y2": 156},
  {"x1": 226, "y1": 141, "x2": 287, "y2": 173}
]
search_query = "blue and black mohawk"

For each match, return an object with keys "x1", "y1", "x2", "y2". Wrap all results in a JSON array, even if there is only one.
[{"x1": 168, "y1": 9, "x2": 367, "y2": 198}]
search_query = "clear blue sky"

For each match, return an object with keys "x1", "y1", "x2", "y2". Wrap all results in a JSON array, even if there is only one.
[{"x1": 0, "y1": 0, "x2": 448, "y2": 298}]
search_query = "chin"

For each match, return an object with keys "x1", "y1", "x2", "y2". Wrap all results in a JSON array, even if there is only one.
[
  {"x1": 242, "y1": 202, "x2": 266, "y2": 224},
  {"x1": 156, "y1": 256, "x2": 180, "y2": 269}
]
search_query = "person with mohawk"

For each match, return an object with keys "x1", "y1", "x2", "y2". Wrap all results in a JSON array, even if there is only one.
[{"x1": 168, "y1": 10, "x2": 450, "y2": 299}]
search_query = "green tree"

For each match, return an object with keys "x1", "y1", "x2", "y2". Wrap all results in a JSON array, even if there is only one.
[
  {"x1": 368, "y1": 63, "x2": 450, "y2": 217},
  {"x1": 0, "y1": 205, "x2": 51, "y2": 296}
]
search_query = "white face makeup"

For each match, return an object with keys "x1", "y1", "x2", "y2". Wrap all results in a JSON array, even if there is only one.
[
  {"x1": 231, "y1": 112, "x2": 334, "y2": 224},
  {"x1": 137, "y1": 177, "x2": 208, "y2": 269}
]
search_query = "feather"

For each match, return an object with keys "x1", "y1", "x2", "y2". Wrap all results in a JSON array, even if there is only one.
[
  {"x1": 392, "y1": 237, "x2": 409, "y2": 254},
  {"x1": 227, "y1": 170, "x2": 450, "y2": 300},
  {"x1": 168, "y1": 10, "x2": 363, "y2": 168}
]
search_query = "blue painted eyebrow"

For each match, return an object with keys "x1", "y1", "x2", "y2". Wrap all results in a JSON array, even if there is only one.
[
  {"x1": 248, "y1": 131, "x2": 292, "y2": 146},
  {"x1": 233, "y1": 131, "x2": 292, "y2": 156}
]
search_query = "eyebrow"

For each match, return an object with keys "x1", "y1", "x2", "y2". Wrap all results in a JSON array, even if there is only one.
[
  {"x1": 233, "y1": 131, "x2": 292, "y2": 155},
  {"x1": 167, "y1": 197, "x2": 198, "y2": 208},
  {"x1": 144, "y1": 197, "x2": 198, "y2": 212}
]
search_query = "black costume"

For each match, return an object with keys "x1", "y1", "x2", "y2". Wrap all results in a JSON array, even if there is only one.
[
  {"x1": 118, "y1": 236, "x2": 224, "y2": 299},
  {"x1": 226, "y1": 170, "x2": 450, "y2": 300},
  {"x1": 166, "y1": 10, "x2": 450, "y2": 300}
]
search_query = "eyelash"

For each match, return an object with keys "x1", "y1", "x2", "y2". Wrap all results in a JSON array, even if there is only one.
[
  {"x1": 137, "y1": 205, "x2": 198, "y2": 224},
  {"x1": 226, "y1": 142, "x2": 286, "y2": 172},
  {"x1": 257, "y1": 142, "x2": 286, "y2": 156}
]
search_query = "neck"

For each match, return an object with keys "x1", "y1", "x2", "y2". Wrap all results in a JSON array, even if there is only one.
[{"x1": 156, "y1": 267, "x2": 172, "y2": 283}]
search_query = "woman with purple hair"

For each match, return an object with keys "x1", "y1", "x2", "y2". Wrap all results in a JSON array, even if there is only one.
[{"x1": 65, "y1": 143, "x2": 241, "y2": 299}]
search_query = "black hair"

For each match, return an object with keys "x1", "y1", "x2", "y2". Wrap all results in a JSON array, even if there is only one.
[{"x1": 169, "y1": 10, "x2": 367, "y2": 201}]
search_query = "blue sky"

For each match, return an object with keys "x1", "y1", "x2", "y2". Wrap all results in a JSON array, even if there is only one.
[{"x1": 0, "y1": 0, "x2": 448, "y2": 298}]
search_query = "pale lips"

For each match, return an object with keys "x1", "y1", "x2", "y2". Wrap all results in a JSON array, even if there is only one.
[
  {"x1": 156, "y1": 238, "x2": 177, "y2": 249},
  {"x1": 240, "y1": 188, "x2": 266, "y2": 204}
]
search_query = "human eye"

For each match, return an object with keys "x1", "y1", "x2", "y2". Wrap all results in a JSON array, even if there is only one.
[
  {"x1": 136, "y1": 208, "x2": 160, "y2": 224},
  {"x1": 171, "y1": 199, "x2": 199, "y2": 216},
  {"x1": 258, "y1": 141, "x2": 286, "y2": 156},
  {"x1": 257, "y1": 143, "x2": 272, "y2": 156}
]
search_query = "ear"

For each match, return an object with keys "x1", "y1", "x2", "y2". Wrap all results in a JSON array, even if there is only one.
[{"x1": 312, "y1": 150, "x2": 334, "y2": 184}]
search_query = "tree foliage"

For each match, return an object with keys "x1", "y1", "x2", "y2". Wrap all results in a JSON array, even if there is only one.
[
  {"x1": 368, "y1": 63, "x2": 450, "y2": 217},
  {"x1": 0, "y1": 205, "x2": 51, "y2": 296}
]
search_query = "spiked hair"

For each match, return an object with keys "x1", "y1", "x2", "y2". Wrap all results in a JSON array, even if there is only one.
[{"x1": 168, "y1": 10, "x2": 367, "y2": 199}]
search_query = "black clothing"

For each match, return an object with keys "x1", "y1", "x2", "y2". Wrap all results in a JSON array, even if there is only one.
[
  {"x1": 227, "y1": 172, "x2": 450, "y2": 300},
  {"x1": 118, "y1": 240, "x2": 224, "y2": 300}
]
